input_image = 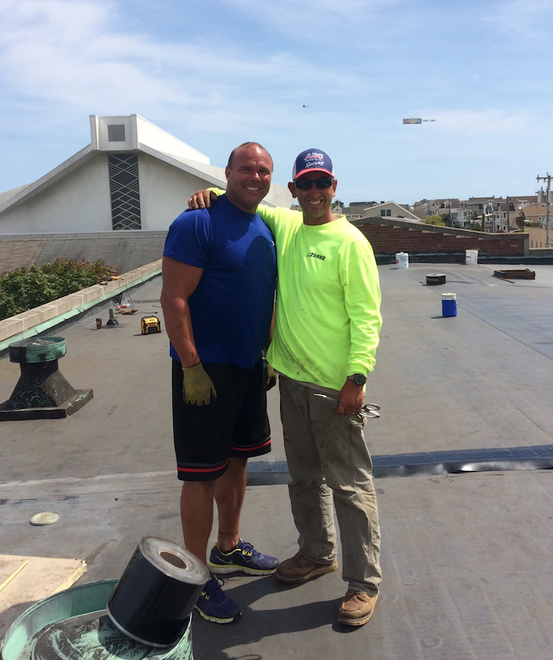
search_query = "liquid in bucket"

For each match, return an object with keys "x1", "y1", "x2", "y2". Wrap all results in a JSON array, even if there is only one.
[{"x1": 442, "y1": 292, "x2": 457, "y2": 317}]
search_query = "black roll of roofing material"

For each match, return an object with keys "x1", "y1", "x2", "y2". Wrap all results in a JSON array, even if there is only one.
[
  {"x1": 107, "y1": 537, "x2": 209, "y2": 647},
  {"x1": 426, "y1": 273, "x2": 446, "y2": 285}
]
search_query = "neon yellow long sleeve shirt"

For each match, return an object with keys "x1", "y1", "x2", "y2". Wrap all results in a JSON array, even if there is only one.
[
  {"x1": 261, "y1": 205, "x2": 382, "y2": 390},
  {"x1": 208, "y1": 191, "x2": 382, "y2": 390}
]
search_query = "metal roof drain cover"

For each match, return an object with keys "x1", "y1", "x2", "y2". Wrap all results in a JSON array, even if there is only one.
[{"x1": 29, "y1": 512, "x2": 60, "y2": 526}]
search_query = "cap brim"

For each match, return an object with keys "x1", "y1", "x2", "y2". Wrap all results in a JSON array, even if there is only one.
[{"x1": 294, "y1": 167, "x2": 334, "y2": 179}]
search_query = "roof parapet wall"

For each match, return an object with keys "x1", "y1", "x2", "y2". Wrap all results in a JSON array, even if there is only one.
[{"x1": 352, "y1": 216, "x2": 529, "y2": 260}]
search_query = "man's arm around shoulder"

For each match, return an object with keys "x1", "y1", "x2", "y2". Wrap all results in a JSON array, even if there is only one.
[{"x1": 187, "y1": 187, "x2": 295, "y2": 232}]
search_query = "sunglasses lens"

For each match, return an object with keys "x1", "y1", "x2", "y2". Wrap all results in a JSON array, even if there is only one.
[{"x1": 295, "y1": 177, "x2": 334, "y2": 190}]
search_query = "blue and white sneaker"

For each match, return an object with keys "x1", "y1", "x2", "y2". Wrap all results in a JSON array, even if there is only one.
[
  {"x1": 194, "y1": 575, "x2": 241, "y2": 624},
  {"x1": 208, "y1": 538, "x2": 278, "y2": 575}
]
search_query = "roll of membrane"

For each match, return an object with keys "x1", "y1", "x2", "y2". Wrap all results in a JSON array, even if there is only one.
[
  {"x1": 426, "y1": 273, "x2": 446, "y2": 286},
  {"x1": 107, "y1": 537, "x2": 209, "y2": 648}
]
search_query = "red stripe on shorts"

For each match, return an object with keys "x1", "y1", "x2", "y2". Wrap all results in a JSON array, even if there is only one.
[
  {"x1": 233, "y1": 438, "x2": 271, "y2": 452},
  {"x1": 178, "y1": 459, "x2": 230, "y2": 474}
]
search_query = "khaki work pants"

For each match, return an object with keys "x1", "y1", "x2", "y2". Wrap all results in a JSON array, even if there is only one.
[{"x1": 279, "y1": 376, "x2": 382, "y2": 595}]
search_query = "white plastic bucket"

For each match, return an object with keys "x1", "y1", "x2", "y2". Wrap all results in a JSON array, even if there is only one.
[
  {"x1": 465, "y1": 250, "x2": 478, "y2": 265},
  {"x1": 396, "y1": 252, "x2": 409, "y2": 269}
]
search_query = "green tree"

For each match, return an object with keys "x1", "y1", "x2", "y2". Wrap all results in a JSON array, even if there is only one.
[
  {"x1": 425, "y1": 215, "x2": 446, "y2": 226},
  {"x1": 0, "y1": 259, "x2": 117, "y2": 321}
]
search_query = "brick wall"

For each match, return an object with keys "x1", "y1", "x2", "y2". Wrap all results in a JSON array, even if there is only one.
[{"x1": 353, "y1": 217, "x2": 528, "y2": 262}]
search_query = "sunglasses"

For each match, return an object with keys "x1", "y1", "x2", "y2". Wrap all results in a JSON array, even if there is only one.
[{"x1": 294, "y1": 177, "x2": 334, "y2": 190}]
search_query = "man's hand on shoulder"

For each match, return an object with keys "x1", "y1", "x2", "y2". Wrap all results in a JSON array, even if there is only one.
[{"x1": 188, "y1": 190, "x2": 218, "y2": 210}]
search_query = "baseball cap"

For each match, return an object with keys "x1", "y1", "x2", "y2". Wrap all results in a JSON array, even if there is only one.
[{"x1": 292, "y1": 149, "x2": 334, "y2": 180}]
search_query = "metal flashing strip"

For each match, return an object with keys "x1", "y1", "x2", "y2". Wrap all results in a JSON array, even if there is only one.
[
  {"x1": 247, "y1": 445, "x2": 553, "y2": 485},
  {"x1": 0, "y1": 269, "x2": 161, "y2": 354}
]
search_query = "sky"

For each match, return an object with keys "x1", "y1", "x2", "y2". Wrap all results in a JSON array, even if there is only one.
[{"x1": 0, "y1": 0, "x2": 552, "y2": 206}]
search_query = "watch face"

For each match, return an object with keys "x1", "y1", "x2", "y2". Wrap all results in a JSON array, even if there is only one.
[{"x1": 352, "y1": 373, "x2": 366, "y2": 386}]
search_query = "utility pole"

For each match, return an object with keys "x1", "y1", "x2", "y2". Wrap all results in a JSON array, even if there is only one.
[{"x1": 536, "y1": 173, "x2": 552, "y2": 247}]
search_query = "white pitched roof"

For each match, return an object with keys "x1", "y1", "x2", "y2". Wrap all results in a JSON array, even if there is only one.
[{"x1": 0, "y1": 114, "x2": 291, "y2": 214}]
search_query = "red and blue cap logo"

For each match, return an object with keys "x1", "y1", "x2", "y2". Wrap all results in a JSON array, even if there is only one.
[{"x1": 292, "y1": 148, "x2": 334, "y2": 180}]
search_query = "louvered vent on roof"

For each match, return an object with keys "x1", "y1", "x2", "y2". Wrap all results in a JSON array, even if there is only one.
[
  {"x1": 108, "y1": 124, "x2": 126, "y2": 142},
  {"x1": 108, "y1": 153, "x2": 141, "y2": 230}
]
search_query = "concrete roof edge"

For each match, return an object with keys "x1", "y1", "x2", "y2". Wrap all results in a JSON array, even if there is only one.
[{"x1": 0, "y1": 260, "x2": 162, "y2": 350}]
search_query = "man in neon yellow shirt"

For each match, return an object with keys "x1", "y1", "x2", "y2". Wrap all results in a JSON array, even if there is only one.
[{"x1": 189, "y1": 148, "x2": 382, "y2": 627}]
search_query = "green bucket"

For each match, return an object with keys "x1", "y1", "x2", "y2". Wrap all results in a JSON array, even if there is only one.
[{"x1": 1, "y1": 580, "x2": 193, "y2": 660}]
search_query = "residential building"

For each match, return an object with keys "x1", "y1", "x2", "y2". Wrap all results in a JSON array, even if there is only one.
[
  {"x1": 413, "y1": 196, "x2": 533, "y2": 232},
  {"x1": 343, "y1": 201, "x2": 379, "y2": 220},
  {"x1": 525, "y1": 227, "x2": 553, "y2": 248},
  {"x1": 519, "y1": 204, "x2": 549, "y2": 226},
  {"x1": 344, "y1": 201, "x2": 421, "y2": 223}
]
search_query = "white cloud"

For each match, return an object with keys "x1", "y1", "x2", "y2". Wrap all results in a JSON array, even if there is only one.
[
  {"x1": 0, "y1": 0, "x2": 551, "y2": 199},
  {"x1": 0, "y1": 0, "x2": 362, "y2": 135},
  {"x1": 484, "y1": 0, "x2": 553, "y2": 36}
]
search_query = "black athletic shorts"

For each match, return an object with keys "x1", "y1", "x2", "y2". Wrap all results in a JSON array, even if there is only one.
[{"x1": 171, "y1": 359, "x2": 271, "y2": 481}]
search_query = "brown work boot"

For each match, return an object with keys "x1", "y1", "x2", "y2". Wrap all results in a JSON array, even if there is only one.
[
  {"x1": 275, "y1": 552, "x2": 338, "y2": 583},
  {"x1": 337, "y1": 590, "x2": 378, "y2": 626}
]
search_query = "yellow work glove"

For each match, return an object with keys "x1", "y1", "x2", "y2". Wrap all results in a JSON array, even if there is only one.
[{"x1": 182, "y1": 363, "x2": 217, "y2": 406}]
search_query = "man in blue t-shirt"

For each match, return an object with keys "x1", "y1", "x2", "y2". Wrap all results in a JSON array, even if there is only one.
[{"x1": 161, "y1": 143, "x2": 278, "y2": 624}]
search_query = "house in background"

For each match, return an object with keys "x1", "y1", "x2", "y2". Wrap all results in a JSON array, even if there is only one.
[
  {"x1": 412, "y1": 195, "x2": 545, "y2": 233},
  {"x1": 344, "y1": 201, "x2": 421, "y2": 223},
  {"x1": 525, "y1": 227, "x2": 552, "y2": 248},
  {"x1": 0, "y1": 114, "x2": 293, "y2": 235},
  {"x1": 414, "y1": 198, "x2": 473, "y2": 226},
  {"x1": 413, "y1": 197, "x2": 511, "y2": 231},
  {"x1": 519, "y1": 204, "x2": 549, "y2": 227},
  {"x1": 468, "y1": 197, "x2": 538, "y2": 233},
  {"x1": 344, "y1": 201, "x2": 379, "y2": 220}
]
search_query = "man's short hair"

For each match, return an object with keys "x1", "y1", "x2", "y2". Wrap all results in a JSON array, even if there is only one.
[{"x1": 227, "y1": 142, "x2": 273, "y2": 170}]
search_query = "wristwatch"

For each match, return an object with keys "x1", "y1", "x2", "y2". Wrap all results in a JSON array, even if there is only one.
[{"x1": 348, "y1": 373, "x2": 367, "y2": 386}]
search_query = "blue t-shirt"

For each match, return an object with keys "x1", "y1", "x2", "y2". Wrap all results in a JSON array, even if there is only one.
[{"x1": 163, "y1": 195, "x2": 277, "y2": 368}]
